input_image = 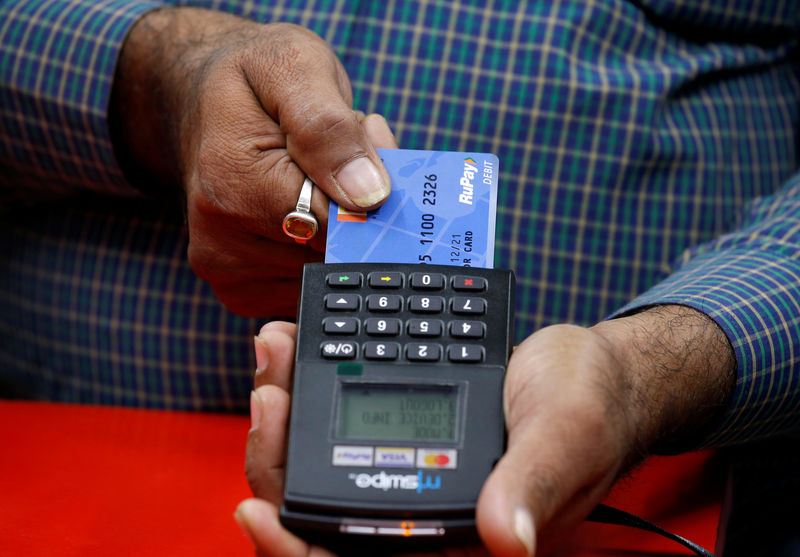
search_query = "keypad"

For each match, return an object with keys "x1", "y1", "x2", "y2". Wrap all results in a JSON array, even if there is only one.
[
  {"x1": 306, "y1": 265, "x2": 511, "y2": 365},
  {"x1": 287, "y1": 262, "x2": 515, "y2": 531}
]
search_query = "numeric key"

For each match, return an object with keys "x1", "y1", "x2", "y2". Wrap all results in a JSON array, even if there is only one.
[
  {"x1": 408, "y1": 295, "x2": 445, "y2": 313},
  {"x1": 451, "y1": 296, "x2": 486, "y2": 315},
  {"x1": 406, "y1": 343, "x2": 442, "y2": 362},
  {"x1": 447, "y1": 344, "x2": 484, "y2": 362},
  {"x1": 366, "y1": 294, "x2": 402, "y2": 312},
  {"x1": 365, "y1": 318, "x2": 402, "y2": 336},
  {"x1": 410, "y1": 272, "x2": 446, "y2": 290},
  {"x1": 449, "y1": 320, "x2": 485, "y2": 338},
  {"x1": 364, "y1": 342, "x2": 400, "y2": 360},
  {"x1": 407, "y1": 319, "x2": 444, "y2": 337}
]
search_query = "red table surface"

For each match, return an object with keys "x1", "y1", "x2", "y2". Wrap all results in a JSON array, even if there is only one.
[{"x1": 0, "y1": 400, "x2": 724, "y2": 556}]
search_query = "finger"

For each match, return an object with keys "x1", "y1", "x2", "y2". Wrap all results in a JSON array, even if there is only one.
[
  {"x1": 478, "y1": 425, "x2": 613, "y2": 557},
  {"x1": 361, "y1": 113, "x2": 398, "y2": 150},
  {"x1": 185, "y1": 68, "x2": 331, "y2": 248},
  {"x1": 257, "y1": 320, "x2": 298, "y2": 338},
  {"x1": 276, "y1": 113, "x2": 395, "y2": 250},
  {"x1": 246, "y1": 385, "x2": 291, "y2": 505},
  {"x1": 253, "y1": 322, "x2": 298, "y2": 390},
  {"x1": 476, "y1": 328, "x2": 627, "y2": 556},
  {"x1": 306, "y1": 178, "x2": 331, "y2": 252},
  {"x1": 234, "y1": 498, "x2": 337, "y2": 557},
  {"x1": 246, "y1": 24, "x2": 391, "y2": 210},
  {"x1": 476, "y1": 460, "x2": 536, "y2": 557},
  {"x1": 267, "y1": 114, "x2": 394, "y2": 251}
]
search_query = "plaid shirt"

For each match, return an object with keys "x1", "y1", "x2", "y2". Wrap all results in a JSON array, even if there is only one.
[{"x1": 1, "y1": 0, "x2": 799, "y2": 448}]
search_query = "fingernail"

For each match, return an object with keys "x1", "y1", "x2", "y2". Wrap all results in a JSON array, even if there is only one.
[
  {"x1": 254, "y1": 335, "x2": 269, "y2": 375},
  {"x1": 250, "y1": 390, "x2": 262, "y2": 432},
  {"x1": 336, "y1": 157, "x2": 390, "y2": 207},
  {"x1": 514, "y1": 507, "x2": 535, "y2": 557}
]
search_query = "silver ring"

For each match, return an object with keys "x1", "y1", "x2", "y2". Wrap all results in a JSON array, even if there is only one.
[{"x1": 282, "y1": 177, "x2": 319, "y2": 244}]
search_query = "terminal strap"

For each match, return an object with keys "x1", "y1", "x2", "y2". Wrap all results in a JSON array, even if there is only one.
[{"x1": 588, "y1": 504, "x2": 716, "y2": 557}]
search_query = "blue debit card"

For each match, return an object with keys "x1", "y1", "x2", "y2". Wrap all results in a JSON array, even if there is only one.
[{"x1": 325, "y1": 149, "x2": 498, "y2": 268}]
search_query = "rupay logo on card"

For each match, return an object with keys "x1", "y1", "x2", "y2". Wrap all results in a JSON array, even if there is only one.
[{"x1": 325, "y1": 149, "x2": 498, "y2": 268}]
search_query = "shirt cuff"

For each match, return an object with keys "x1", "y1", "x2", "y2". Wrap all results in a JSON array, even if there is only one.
[
  {"x1": 613, "y1": 219, "x2": 800, "y2": 449},
  {"x1": 1, "y1": 0, "x2": 164, "y2": 198}
]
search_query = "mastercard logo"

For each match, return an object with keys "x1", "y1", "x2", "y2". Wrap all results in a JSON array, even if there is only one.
[
  {"x1": 417, "y1": 449, "x2": 457, "y2": 469},
  {"x1": 424, "y1": 453, "x2": 451, "y2": 466}
]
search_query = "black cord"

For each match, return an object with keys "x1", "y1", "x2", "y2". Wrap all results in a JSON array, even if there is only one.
[{"x1": 588, "y1": 504, "x2": 716, "y2": 557}]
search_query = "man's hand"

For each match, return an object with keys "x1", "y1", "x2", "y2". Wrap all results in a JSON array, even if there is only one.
[
  {"x1": 111, "y1": 8, "x2": 396, "y2": 317},
  {"x1": 476, "y1": 305, "x2": 735, "y2": 555},
  {"x1": 238, "y1": 306, "x2": 735, "y2": 556}
]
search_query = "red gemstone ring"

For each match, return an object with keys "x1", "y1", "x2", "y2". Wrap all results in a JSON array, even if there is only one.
[{"x1": 282, "y1": 177, "x2": 318, "y2": 244}]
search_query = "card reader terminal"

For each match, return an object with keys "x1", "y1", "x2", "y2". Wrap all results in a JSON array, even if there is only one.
[{"x1": 280, "y1": 262, "x2": 515, "y2": 552}]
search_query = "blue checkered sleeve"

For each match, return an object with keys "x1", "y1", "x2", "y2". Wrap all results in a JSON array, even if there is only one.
[
  {"x1": 617, "y1": 170, "x2": 800, "y2": 447},
  {"x1": 2, "y1": 0, "x2": 800, "y2": 450},
  {"x1": 0, "y1": 0, "x2": 162, "y2": 202}
]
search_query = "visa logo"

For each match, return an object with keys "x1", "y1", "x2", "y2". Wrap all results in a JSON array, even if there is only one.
[{"x1": 375, "y1": 447, "x2": 415, "y2": 468}]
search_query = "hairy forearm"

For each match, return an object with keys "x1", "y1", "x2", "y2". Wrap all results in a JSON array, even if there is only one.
[{"x1": 592, "y1": 304, "x2": 736, "y2": 455}]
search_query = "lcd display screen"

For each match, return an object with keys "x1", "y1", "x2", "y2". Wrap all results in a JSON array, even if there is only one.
[{"x1": 336, "y1": 383, "x2": 459, "y2": 442}]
